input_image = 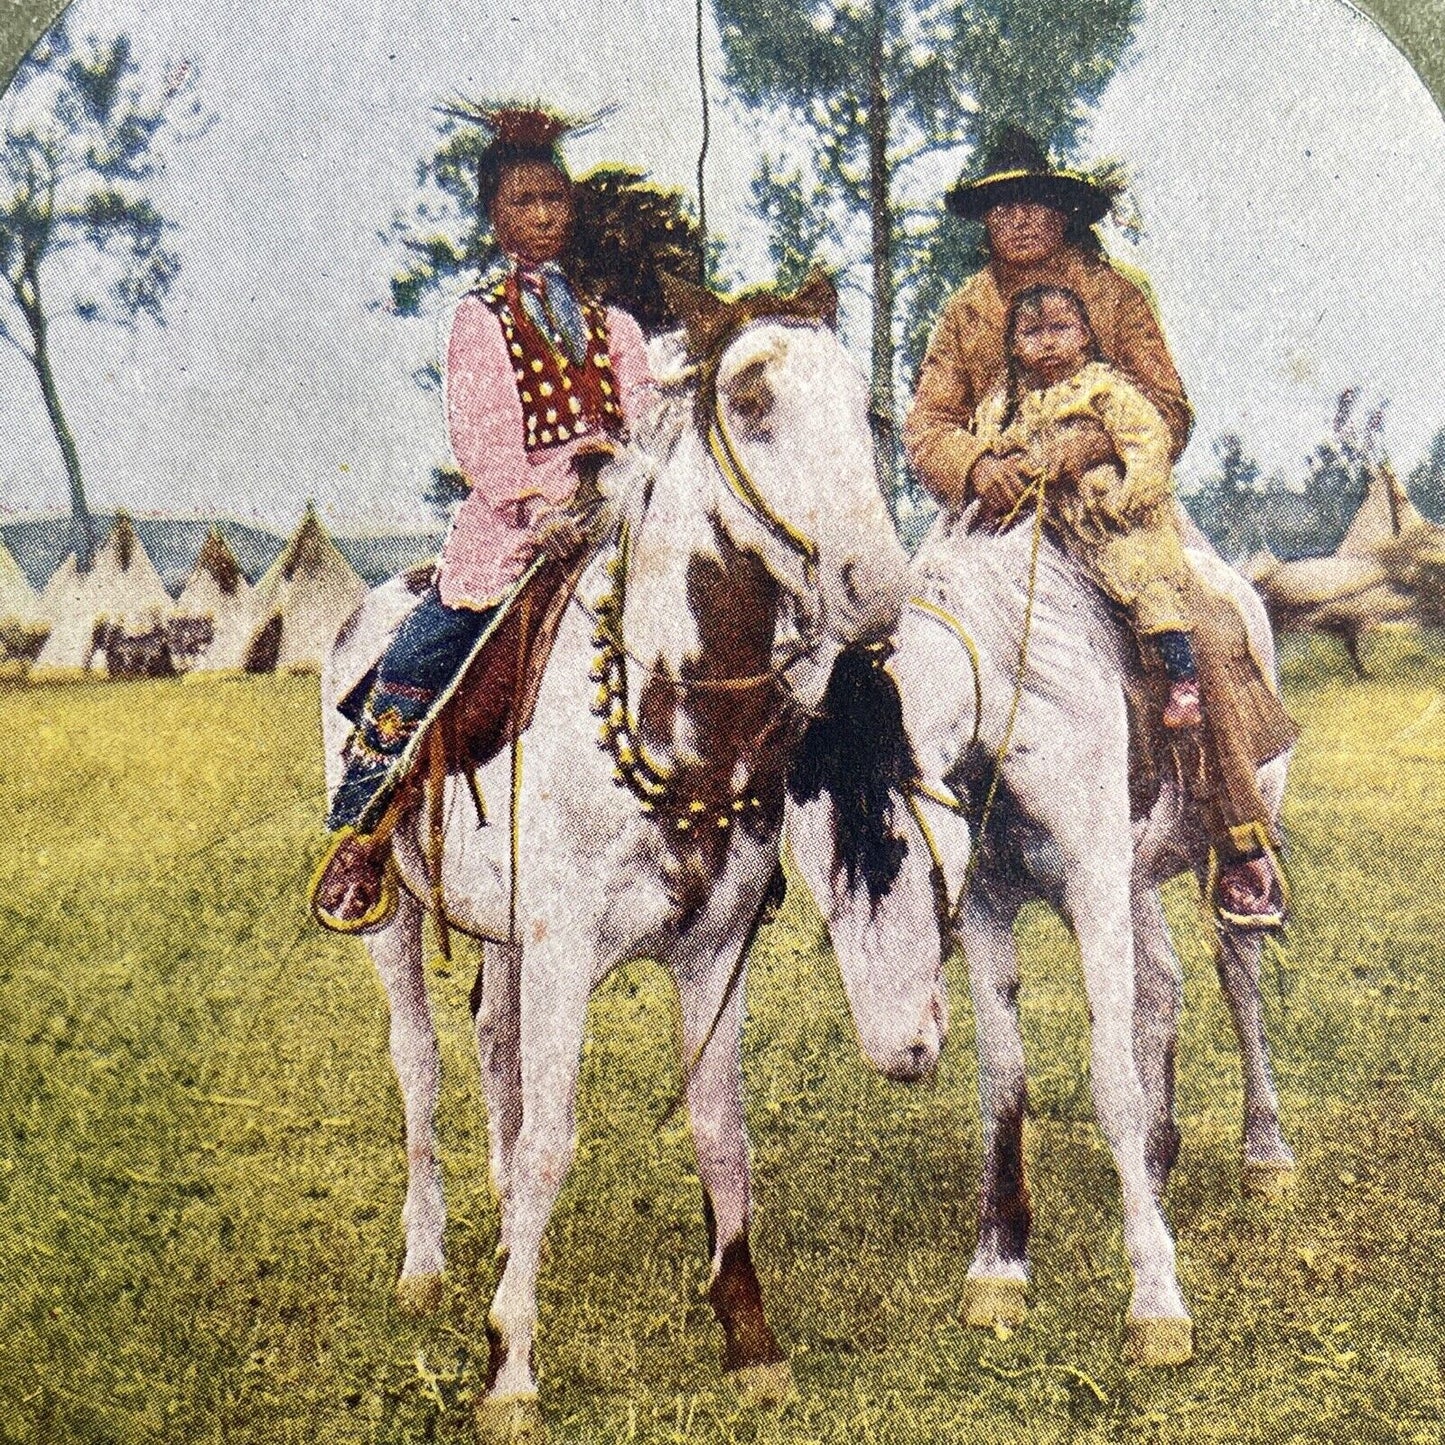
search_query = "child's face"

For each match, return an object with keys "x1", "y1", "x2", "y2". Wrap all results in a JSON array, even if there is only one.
[{"x1": 1011, "y1": 294, "x2": 1091, "y2": 385}]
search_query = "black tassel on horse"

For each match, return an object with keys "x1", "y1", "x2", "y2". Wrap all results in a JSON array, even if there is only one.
[{"x1": 788, "y1": 647, "x2": 920, "y2": 907}]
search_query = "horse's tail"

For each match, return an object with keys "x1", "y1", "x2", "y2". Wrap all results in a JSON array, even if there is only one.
[{"x1": 788, "y1": 647, "x2": 919, "y2": 906}]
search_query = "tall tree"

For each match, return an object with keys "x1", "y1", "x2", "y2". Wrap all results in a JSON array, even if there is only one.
[
  {"x1": 748, "y1": 158, "x2": 838, "y2": 295},
  {"x1": 715, "y1": 0, "x2": 1139, "y2": 486},
  {"x1": 1407, "y1": 426, "x2": 1445, "y2": 525},
  {"x1": 1187, "y1": 433, "x2": 1264, "y2": 564},
  {"x1": 0, "y1": 19, "x2": 206, "y2": 570}
]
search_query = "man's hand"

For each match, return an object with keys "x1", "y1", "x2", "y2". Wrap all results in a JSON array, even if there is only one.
[
  {"x1": 967, "y1": 450, "x2": 1032, "y2": 520},
  {"x1": 527, "y1": 484, "x2": 619, "y2": 565},
  {"x1": 1045, "y1": 419, "x2": 1117, "y2": 486},
  {"x1": 527, "y1": 509, "x2": 590, "y2": 563},
  {"x1": 571, "y1": 439, "x2": 617, "y2": 490}
]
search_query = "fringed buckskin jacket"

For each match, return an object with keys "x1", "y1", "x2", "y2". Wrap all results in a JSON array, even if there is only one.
[{"x1": 904, "y1": 246, "x2": 1193, "y2": 510}]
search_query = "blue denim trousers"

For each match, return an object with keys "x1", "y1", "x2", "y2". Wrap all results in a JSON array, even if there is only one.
[{"x1": 328, "y1": 587, "x2": 497, "y2": 830}]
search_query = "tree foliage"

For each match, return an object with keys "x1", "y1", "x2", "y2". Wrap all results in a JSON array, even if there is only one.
[
  {"x1": 0, "y1": 18, "x2": 206, "y2": 569},
  {"x1": 1297, "y1": 441, "x2": 1369, "y2": 555},
  {"x1": 1185, "y1": 422, "x2": 1383, "y2": 565},
  {"x1": 1407, "y1": 427, "x2": 1445, "y2": 525},
  {"x1": 1186, "y1": 433, "x2": 1265, "y2": 563},
  {"x1": 716, "y1": 0, "x2": 1140, "y2": 452}
]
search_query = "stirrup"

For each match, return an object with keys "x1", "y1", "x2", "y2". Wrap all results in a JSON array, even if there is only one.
[
  {"x1": 1209, "y1": 847, "x2": 1287, "y2": 933},
  {"x1": 309, "y1": 826, "x2": 400, "y2": 935}
]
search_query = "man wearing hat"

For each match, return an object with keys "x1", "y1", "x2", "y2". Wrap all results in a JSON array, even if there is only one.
[{"x1": 905, "y1": 127, "x2": 1296, "y2": 928}]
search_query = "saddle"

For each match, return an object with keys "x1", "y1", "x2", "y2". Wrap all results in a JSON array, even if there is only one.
[{"x1": 433, "y1": 555, "x2": 584, "y2": 783}]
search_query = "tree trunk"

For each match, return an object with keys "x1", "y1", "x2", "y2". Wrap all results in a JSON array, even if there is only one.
[
  {"x1": 22, "y1": 264, "x2": 94, "y2": 572},
  {"x1": 867, "y1": 5, "x2": 898, "y2": 507}
]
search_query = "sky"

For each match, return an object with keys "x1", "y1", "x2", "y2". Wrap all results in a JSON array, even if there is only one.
[{"x1": 2, "y1": 0, "x2": 1443, "y2": 531}]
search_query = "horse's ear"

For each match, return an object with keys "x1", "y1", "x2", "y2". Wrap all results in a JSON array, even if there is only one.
[
  {"x1": 660, "y1": 272, "x2": 731, "y2": 353},
  {"x1": 789, "y1": 266, "x2": 839, "y2": 327}
]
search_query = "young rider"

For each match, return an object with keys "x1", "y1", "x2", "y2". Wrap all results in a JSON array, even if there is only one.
[
  {"x1": 311, "y1": 108, "x2": 651, "y2": 932},
  {"x1": 976, "y1": 283, "x2": 1202, "y2": 728}
]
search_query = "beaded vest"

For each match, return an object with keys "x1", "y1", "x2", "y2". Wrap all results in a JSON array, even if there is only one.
[{"x1": 478, "y1": 273, "x2": 626, "y2": 451}]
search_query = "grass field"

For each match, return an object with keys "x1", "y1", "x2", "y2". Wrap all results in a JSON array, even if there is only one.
[{"x1": 2, "y1": 633, "x2": 1444, "y2": 1444}]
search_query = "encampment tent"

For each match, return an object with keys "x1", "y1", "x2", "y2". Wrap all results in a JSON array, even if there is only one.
[
  {"x1": 243, "y1": 504, "x2": 366, "y2": 672},
  {"x1": 0, "y1": 534, "x2": 48, "y2": 662},
  {"x1": 33, "y1": 514, "x2": 175, "y2": 675},
  {"x1": 172, "y1": 527, "x2": 254, "y2": 671}
]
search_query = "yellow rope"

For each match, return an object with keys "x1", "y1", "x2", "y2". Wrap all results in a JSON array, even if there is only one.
[{"x1": 906, "y1": 597, "x2": 984, "y2": 755}]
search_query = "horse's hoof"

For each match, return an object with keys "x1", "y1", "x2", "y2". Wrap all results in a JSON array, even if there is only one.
[
  {"x1": 1124, "y1": 1316, "x2": 1194, "y2": 1367},
  {"x1": 729, "y1": 1359, "x2": 796, "y2": 1408},
  {"x1": 1241, "y1": 1160, "x2": 1297, "y2": 1201},
  {"x1": 960, "y1": 1276, "x2": 1027, "y2": 1328},
  {"x1": 474, "y1": 1394, "x2": 547, "y2": 1445},
  {"x1": 395, "y1": 1272, "x2": 446, "y2": 1317}
]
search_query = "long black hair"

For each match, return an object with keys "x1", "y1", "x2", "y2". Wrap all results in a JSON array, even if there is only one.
[
  {"x1": 1000, "y1": 283, "x2": 1105, "y2": 429},
  {"x1": 788, "y1": 648, "x2": 920, "y2": 907}
]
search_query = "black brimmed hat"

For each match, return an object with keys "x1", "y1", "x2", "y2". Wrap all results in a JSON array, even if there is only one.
[{"x1": 945, "y1": 126, "x2": 1115, "y2": 225}]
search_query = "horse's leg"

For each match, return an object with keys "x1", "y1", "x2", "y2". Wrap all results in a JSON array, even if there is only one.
[
  {"x1": 480, "y1": 939, "x2": 590, "y2": 1422},
  {"x1": 1061, "y1": 838, "x2": 1193, "y2": 1364},
  {"x1": 674, "y1": 923, "x2": 792, "y2": 1403},
  {"x1": 366, "y1": 890, "x2": 447, "y2": 1315},
  {"x1": 1214, "y1": 923, "x2": 1296, "y2": 1196},
  {"x1": 956, "y1": 885, "x2": 1031, "y2": 1328},
  {"x1": 1130, "y1": 884, "x2": 1183, "y2": 1199},
  {"x1": 471, "y1": 939, "x2": 524, "y2": 1253}
]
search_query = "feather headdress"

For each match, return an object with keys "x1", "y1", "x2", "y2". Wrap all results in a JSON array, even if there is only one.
[{"x1": 433, "y1": 98, "x2": 616, "y2": 149}]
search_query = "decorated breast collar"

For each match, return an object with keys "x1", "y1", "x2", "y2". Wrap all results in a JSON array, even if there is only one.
[{"x1": 479, "y1": 273, "x2": 625, "y2": 451}]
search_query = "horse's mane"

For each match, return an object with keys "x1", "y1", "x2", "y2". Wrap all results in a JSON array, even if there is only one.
[{"x1": 788, "y1": 648, "x2": 920, "y2": 907}]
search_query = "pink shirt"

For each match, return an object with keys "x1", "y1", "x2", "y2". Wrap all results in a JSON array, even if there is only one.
[{"x1": 438, "y1": 291, "x2": 652, "y2": 609}]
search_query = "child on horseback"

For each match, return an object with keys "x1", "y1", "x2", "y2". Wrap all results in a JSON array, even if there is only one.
[
  {"x1": 976, "y1": 283, "x2": 1203, "y2": 728},
  {"x1": 309, "y1": 107, "x2": 651, "y2": 933},
  {"x1": 908, "y1": 130, "x2": 1294, "y2": 930},
  {"x1": 967, "y1": 281, "x2": 1292, "y2": 928}
]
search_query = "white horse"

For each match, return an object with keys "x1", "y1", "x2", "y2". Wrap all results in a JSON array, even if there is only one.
[
  {"x1": 788, "y1": 506, "x2": 1294, "y2": 1367},
  {"x1": 321, "y1": 276, "x2": 910, "y2": 1435}
]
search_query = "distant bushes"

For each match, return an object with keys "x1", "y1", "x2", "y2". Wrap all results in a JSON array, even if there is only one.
[{"x1": 0, "y1": 618, "x2": 50, "y2": 663}]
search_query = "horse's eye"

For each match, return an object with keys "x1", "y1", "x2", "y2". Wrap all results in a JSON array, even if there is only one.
[{"x1": 724, "y1": 360, "x2": 774, "y2": 435}]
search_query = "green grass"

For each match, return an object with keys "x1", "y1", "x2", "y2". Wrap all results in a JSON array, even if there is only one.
[{"x1": 2, "y1": 633, "x2": 1443, "y2": 1443}]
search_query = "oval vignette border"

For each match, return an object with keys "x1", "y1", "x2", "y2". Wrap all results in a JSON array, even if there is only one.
[{"x1": 1, "y1": 0, "x2": 1444, "y2": 117}]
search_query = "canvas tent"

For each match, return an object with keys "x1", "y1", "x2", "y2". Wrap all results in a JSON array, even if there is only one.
[
  {"x1": 244, "y1": 504, "x2": 366, "y2": 672},
  {"x1": 171, "y1": 527, "x2": 254, "y2": 671},
  {"x1": 33, "y1": 514, "x2": 175, "y2": 675},
  {"x1": 1336, "y1": 458, "x2": 1432, "y2": 557},
  {"x1": 1250, "y1": 456, "x2": 1445, "y2": 672}
]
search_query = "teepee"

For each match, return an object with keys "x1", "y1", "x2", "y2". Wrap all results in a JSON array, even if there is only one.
[
  {"x1": 1251, "y1": 434, "x2": 1445, "y2": 674},
  {"x1": 34, "y1": 514, "x2": 175, "y2": 675},
  {"x1": 1336, "y1": 457, "x2": 1431, "y2": 557},
  {"x1": 243, "y1": 504, "x2": 366, "y2": 672},
  {"x1": 172, "y1": 527, "x2": 254, "y2": 671}
]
